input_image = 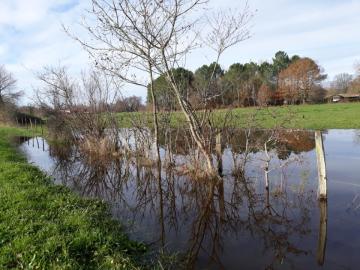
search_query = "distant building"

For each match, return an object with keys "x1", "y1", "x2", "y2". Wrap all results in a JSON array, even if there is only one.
[
  {"x1": 60, "y1": 109, "x2": 71, "y2": 114},
  {"x1": 325, "y1": 93, "x2": 360, "y2": 103}
]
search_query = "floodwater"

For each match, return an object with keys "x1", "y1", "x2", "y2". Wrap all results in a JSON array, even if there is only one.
[{"x1": 18, "y1": 129, "x2": 360, "y2": 269}]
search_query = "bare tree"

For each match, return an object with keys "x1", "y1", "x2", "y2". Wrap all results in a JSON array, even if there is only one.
[
  {"x1": 67, "y1": 0, "x2": 253, "y2": 174},
  {"x1": 113, "y1": 95, "x2": 143, "y2": 112},
  {"x1": 0, "y1": 65, "x2": 22, "y2": 106},
  {"x1": 355, "y1": 61, "x2": 360, "y2": 76},
  {"x1": 348, "y1": 62, "x2": 360, "y2": 94},
  {"x1": 36, "y1": 66, "x2": 76, "y2": 111},
  {"x1": 330, "y1": 73, "x2": 353, "y2": 93},
  {"x1": 36, "y1": 66, "x2": 122, "y2": 149}
]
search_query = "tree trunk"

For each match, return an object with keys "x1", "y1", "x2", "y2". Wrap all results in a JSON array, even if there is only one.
[
  {"x1": 0, "y1": 95, "x2": 4, "y2": 108},
  {"x1": 162, "y1": 55, "x2": 216, "y2": 175},
  {"x1": 148, "y1": 63, "x2": 162, "y2": 179},
  {"x1": 173, "y1": 89, "x2": 215, "y2": 173}
]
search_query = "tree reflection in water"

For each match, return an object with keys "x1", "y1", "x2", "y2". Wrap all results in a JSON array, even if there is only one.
[{"x1": 43, "y1": 128, "x2": 321, "y2": 269}]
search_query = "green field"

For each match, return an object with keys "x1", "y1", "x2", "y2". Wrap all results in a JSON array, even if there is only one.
[
  {"x1": 117, "y1": 103, "x2": 360, "y2": 130},
  {"x1": 0, "y1": 126, "x2": 145, "y2": 269}
]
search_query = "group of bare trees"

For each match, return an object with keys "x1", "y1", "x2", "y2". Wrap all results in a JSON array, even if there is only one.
[
  {"x1": 112, "y1": 96, "x2": 144, "y2": 112},
  {"x1": 36, "y1": 66, "x2": 121, "y2": 146},
  {"x1": 57, "y1": 0, "x2": 255, "y2": 175},
  {"x1": 329, "y1": 63, "x2": 360, "y2": 94},
  {"x1": 349, "y1": 63, "x2": 360, "y2": 93}
]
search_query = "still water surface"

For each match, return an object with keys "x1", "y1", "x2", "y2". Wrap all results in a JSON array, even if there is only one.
[{"x1": 18, "y1": 129, "x2": 360, "y2": 269}]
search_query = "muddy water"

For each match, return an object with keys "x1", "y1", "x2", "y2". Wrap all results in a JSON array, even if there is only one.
[{"x1": 18, "y1": 130, "x2": 360, "y2": 270}]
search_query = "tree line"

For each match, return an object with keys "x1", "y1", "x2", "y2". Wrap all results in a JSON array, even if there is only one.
[
  {"x1": 1, "y1": 54, "x2": 359, "y2": 118},
  {"x1": 147, "y1": 51, "x2": 331, "y2": 110}
]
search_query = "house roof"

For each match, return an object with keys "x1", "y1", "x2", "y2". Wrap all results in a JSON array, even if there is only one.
[{"x1": 325, "y1": 93, "x2": 360, "y2": 99}]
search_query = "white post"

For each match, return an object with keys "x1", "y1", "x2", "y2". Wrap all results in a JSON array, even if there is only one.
[
  {"x1": 315, "y1": 131, "x2": 327, "y2": 200},
  {"x1": 216, "y1": 133, "x2": 222, "y2": 154}
]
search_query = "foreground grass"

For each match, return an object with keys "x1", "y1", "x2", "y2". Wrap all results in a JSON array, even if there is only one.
[
  {"x1": 0, "y1": 126, "x2": 145, "y2": 269},
  {"x1": 117, "y1": 103, "x2": 360, "y2": 130}
]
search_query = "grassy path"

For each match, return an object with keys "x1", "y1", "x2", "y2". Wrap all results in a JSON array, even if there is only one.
[{"x1": 0, "y1": 126, "x2": 145, "y2": 269}]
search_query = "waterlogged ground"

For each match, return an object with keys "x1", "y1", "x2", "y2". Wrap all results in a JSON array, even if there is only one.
[{"x1": 18, "y1": 129, "x2": 360, "y2": 270}]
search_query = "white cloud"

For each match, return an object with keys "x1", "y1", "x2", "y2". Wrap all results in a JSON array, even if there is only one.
[{"x1": 0, "y1": 0, "x2": 90, "y2": 104}]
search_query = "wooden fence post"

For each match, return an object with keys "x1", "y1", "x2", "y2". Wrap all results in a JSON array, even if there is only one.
[
  {"x1": 315, "y1": 131, "x2": 327, "y2": 200},
  {"x1": 216, "y1": 133, "x2": 223, "y2": 176},
  {"x1": 317, "y1": 200, "x2": 328, "y2": 265}
]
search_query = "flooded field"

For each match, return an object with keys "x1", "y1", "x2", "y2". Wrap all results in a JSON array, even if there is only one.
[{"x1": 18, "y1": 129, "x2": 360, "y2": 269}]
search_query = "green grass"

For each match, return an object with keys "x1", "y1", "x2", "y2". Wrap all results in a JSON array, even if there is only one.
[
  {"x1": 118, "y1": 103, "x2": 360, "y2": 130},
  {"x1": 0, "y1": 126, "x2": 146, "y2": 269}
]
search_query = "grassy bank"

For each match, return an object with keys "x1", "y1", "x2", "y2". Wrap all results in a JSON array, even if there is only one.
[
  {"x1": 117, "y1": 103, "x2": 360, "y2": 130},
  {"x1": 0, "y1": 126, "x2": 146, "y2": 269}
]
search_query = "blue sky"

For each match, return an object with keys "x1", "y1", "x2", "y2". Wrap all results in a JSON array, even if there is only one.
[{"x1": 0, "y1": 0, "x2": 359, "y2": 104}]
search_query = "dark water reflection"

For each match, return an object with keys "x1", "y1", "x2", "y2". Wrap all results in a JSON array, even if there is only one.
[{"x1": 18, "y1": 129, "x2": 360, "y2": 270}]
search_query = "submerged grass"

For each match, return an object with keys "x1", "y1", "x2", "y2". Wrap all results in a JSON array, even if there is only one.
[
  {"x1": 0, "y1": 126, "x2": 146, "y2": 269},
  {"x1": 117, "y1": 103, "x2": 360, "y2": 130}
]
